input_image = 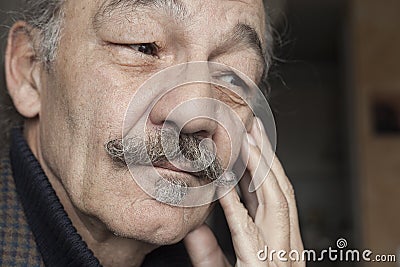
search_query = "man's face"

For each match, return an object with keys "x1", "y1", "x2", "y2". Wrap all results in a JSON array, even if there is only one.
[{"x1": 39, "y1": 0, "x2": 266, "y2": 244}]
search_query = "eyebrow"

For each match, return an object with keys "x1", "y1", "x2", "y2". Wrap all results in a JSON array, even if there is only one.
[
  {"x1": 210, "y1": 23, "x2": 266, "y2": 68},
  {"x1": 95, "y1": 0, "x2": 267, "y2": 78}
]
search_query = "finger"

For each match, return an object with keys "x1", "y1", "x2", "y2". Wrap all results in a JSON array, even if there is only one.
[
  {"x1": 240, "y1": 136, "x2": 266, "y2": 202},
  {"x1": 242, "y1": 134, "x2": 291, "y2": 264},
  {"x1": 271, "y1": 156, "x2": 304, "y2": 253},
  {"x1": 241, "y1": 136, "x2": 278, "y2": 207},
  {"x1": 252, "y1": 117, "x2": 275, "y2": 164},
  {"x1": 184, "y1": 224, "x2": 231, "y2": 267},
  {"x1": 219, "y1": 189, "x2": 265, "y2": 266},
  {"x1": 238, "y1": 170, "x2": 258, "y2": 219},
  {"x1": 253, "y1": 117, "x2": 304, "y2": 253},
  {"x1": 234, "y1": 157, "x2": 258, "y2": 218}
]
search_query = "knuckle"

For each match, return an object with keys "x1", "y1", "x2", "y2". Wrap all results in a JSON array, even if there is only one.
[
  {"x1": 230, "y1": 204, "x2": 255, "y2": 235},
  {"x1": 275, "y1": 199, "x2": 289, "y2": 212},
  {"x1": 244, "y1": 217, "x2": 258, "y2": 235},
  {"x1": 269, "y1": 199, "x2": 290, "y2": 227},
  {"x1": 233, "y1": 213, "x2": 259, "y2": 237}
]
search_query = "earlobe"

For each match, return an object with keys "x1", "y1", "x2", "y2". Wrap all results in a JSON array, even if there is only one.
[{"x1": 5, "y1": 21, "x2": 42, "y2": 118}]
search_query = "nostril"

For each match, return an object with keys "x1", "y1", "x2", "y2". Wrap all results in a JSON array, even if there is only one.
[
  {"x1": 192, "y1": 130, "x2": 211, "y2": 140},
  {"x1": 179, "y1": 118, "x2": 218, "y2": 139},
  {"x1": 160, "y1": 120, "x2": 212, "y2": 140}
]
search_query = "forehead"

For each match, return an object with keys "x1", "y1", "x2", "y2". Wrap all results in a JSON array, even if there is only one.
[
  {"x1": 89, "y1": 0, "x2": 267, "y2": 51},
  {"x1": 95, "y1": 0, "x2": 264, "y2": 16},
  {"x1": 60, "y1": 0, "x2": 268, "y2": 77},
  {"x1": 67, "y1": 0, "x2": 265, "y2": 31}
]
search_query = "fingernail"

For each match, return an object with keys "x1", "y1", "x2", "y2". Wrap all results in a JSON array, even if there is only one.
[{"x1": 256, "y1": 117, "x2": 265, "y2": 131}]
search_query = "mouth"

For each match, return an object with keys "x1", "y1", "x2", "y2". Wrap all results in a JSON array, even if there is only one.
[
  {"x1": 151, "y1": 161, "x2": 211, "y2": 189},
  {"x1": 152, "y1": 161, "x2": 202, "y2": 178}
]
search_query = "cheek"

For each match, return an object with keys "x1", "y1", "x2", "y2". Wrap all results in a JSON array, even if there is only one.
[
  {"x1": 211, "y1": 90, "x2": 254, "y2": 167},
  {"x1": 48, "y1": 63, "x2": 145, "y2": 138}
]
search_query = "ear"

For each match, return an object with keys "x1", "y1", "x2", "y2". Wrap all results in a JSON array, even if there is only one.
[{"x1": 5, "y1": 21, "x2": 42, "y2": 118}]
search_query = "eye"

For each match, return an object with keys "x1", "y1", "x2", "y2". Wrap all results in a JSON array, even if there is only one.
[
  {"x1": 129, "y1": 43, "x2": 159, "y2": 57},
  {"x1": 216, "y1": 71, "x2": 249, "y2": 90}
]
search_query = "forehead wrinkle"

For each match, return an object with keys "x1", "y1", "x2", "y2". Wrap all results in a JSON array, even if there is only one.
[{"x1": 94, "y1": 0, "x2": 189, "y2": 29}]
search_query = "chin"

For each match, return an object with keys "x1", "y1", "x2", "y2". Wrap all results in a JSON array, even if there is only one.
[
  {"x1": 78, "y1": 166, "x2": 213, "y2": 245},
  {"x1": 98, "y1": 197, "x2": 211, "y2": 245}
]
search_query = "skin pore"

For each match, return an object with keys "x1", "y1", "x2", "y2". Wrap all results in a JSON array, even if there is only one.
[{"x1": 6, "y1": 0, "x2": 267, "y2": 266}]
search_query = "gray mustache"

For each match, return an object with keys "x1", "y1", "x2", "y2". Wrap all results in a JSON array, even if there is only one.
[{"x1": 104, "y1": 127, "x2": 224, "y2": 182}]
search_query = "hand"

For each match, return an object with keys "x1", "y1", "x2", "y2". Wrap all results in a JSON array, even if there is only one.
[{"x1": 184, "y1": 118, "x2": 304, "y2": 266}]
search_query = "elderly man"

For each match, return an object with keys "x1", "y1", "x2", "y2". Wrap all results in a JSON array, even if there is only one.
[{"x1": 0, "y1": 0, "x2": 303, "y2": 266}]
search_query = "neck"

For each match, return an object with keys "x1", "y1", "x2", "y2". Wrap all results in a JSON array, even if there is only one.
[{"x1": 24, "y1": 120, "x2": 156, "y2": 267}]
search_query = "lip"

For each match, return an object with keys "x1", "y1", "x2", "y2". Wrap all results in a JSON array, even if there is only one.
[
  {"x1": 155, "y1": 167, "x2": 200, "y2": 187},
  {"x1": 150, "y1": 162, "x2": 209, "y2": 188},
  {"x1": 152, "y1": 161, "x2": 200, "y2": 178}
]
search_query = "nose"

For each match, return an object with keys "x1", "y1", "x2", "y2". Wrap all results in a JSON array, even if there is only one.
[{"x1": 149, "y1": 83, "x2": 218, "y2": 139}]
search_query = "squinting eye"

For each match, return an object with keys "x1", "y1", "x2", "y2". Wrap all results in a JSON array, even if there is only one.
[
  {"x1": 129, "y1": 43, "x2": 159, "y2": 57},
  {"x1": 217, "y1": 72, "x2": 248, "y2": 89}
]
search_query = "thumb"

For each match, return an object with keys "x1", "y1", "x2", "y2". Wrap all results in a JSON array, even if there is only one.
[{"x1": 184, "y1": 224, "x2": 231, "y2": 267}]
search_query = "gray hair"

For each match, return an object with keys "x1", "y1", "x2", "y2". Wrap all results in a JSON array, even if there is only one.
[
  {"x1": 22, "y1": 0, "x2": 65, "y2": 64},
  {"x1": 0, "y1": 0, "x2": 65, "y2": 152}
]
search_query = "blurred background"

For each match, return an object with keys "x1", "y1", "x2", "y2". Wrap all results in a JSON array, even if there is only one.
[{"x1": 1, "y1": 0, "x2": 399, "y2": 267}]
